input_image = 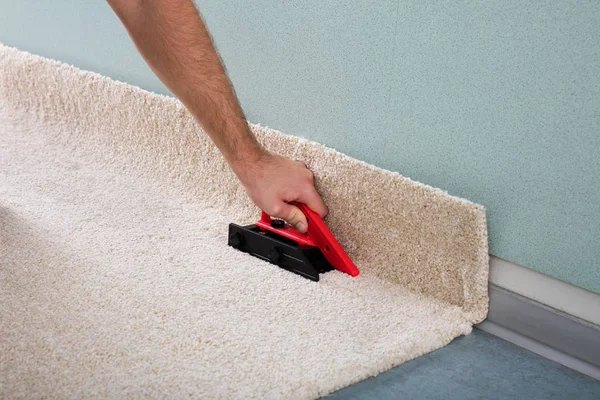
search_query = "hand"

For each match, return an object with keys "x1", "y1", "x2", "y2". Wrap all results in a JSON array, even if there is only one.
[
  {"x1": 233, "y1": 151, "x2": 328, "y2": 233},
  {"x1": 107, "y1": 0, "x2": 327, "y2": 230}
]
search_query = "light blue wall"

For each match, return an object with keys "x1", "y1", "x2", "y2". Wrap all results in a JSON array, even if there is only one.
[{"x1": 1, "y1": 1, "x2": 599, "y2": 293}]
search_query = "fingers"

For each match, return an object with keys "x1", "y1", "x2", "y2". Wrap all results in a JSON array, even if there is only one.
[
  {"x1": 298, "y1": 186, "x2": 328, "y2": 218},
  {"x1": 272, "y1": 202, "x2": 308, "y2": 233},
  {"x1": 255, "y1": 157, "x2": 327, "y2": 233},
  {"x1": 296, "y1": 162, "x2": 328, "y2": 218}
]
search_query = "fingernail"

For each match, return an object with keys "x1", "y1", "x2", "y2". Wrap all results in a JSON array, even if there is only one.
[{"x1": 296, "y1": 222, "x2": 306, "y2": 232}]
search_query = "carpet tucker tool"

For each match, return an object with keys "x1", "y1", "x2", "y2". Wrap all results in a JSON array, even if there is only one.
[{"x1": 228, "y1": 202, "x2": 359, "y2": 281}]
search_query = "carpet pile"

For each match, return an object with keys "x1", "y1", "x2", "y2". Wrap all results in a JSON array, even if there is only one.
[{"x1": 0, "y1": 44, "x2": 488, "y2": 399}]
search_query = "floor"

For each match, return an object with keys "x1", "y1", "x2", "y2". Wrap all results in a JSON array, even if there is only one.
[{"x1": 328, "y1": 328, "x2": 600, "y2": 400}]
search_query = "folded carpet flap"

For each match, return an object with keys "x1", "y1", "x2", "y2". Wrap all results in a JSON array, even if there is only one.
[{"x1": 0, "y1": 43, "x2": 489, "y2": 324}]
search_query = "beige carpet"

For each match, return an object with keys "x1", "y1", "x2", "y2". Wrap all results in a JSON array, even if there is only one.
[{"x1": 0, "y1": 44, "x2": 489, "y2": 399}]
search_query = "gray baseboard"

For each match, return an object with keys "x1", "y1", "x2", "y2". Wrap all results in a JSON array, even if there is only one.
[
  {"x1": 477, "y1": 284, "x2": 600, "y2": 380},
  {"x1": 489, "y1": 256, "x2": 600, "y2": 325}
]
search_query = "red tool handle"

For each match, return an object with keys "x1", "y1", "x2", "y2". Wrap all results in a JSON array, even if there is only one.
[
  {"x1": 256, "y1": 203, "x2": 360, "y2": 277},
  {"x1": 295, "y1": 203, "x2": 359, "y2": 277},
  {"x1": 256, "y1": 211, "x2": 317, "y2": 247}
]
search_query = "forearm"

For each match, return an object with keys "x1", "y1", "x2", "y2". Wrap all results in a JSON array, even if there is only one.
[{"x1": 107, "y1": 0, "x2": 264, "y2": 169}]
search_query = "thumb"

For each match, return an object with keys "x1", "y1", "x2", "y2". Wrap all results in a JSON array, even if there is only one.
[{"x1": 276, "y1": 203, "x2": 308, "y2": 233}]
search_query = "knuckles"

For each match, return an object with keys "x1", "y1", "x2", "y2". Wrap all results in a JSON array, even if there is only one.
[{"x1": 268, "y1": 203, "x2": 283, "y2": 217}]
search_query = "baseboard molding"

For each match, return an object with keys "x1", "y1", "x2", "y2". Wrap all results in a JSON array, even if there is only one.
[
  {"x1": 476, "y1": 283, "x2": 600, "y2": 380},
  {"x1": 477, "y1": 321, "x2": 600, "y2": 381},
  {"x1": 489, "y1": 256, "x2": 600, "y2": 326}
]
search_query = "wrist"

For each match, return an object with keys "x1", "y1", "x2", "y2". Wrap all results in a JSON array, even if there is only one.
[{"x1": 230, "y1": 143, "x2": 268, "y2": 182}]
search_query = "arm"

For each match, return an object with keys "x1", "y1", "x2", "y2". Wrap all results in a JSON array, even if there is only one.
[{"x1": 107, "y1": 0, "x2": 327, "y2": 232}]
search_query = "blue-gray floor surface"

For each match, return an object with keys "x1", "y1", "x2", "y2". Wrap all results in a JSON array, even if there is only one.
[{"x1": 327, "y1": 328, "x2": 600, "y2": 399}]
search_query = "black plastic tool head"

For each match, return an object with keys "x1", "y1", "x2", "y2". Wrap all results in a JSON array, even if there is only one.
[{"x1": 228, "y1": 223, "x2": 333, "y2": 281}]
